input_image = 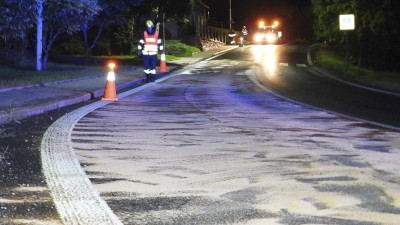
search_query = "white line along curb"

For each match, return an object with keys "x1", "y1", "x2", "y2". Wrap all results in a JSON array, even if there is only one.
[
  {"x1": 41, "y1": 100, "x2": 123, "y2": 225},
  {"x1": 40, "y1": 77, "x2": 177, "y2": 224}
]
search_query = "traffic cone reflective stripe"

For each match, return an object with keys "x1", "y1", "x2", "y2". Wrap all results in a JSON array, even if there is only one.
[
  {"x1": 102, "y1": 63, "x2": 118, "y2": 101},
  {"x1": 159, "y1": 51, "x2": 168, "y2": 72}
]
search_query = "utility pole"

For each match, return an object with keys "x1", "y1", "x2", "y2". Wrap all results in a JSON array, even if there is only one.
[
  {"x1": 229, "y1": 0, "x2": 232, "y2": 31},
  {"x1": 163, "y1": 13, "x2": 166, "y2": 49}
]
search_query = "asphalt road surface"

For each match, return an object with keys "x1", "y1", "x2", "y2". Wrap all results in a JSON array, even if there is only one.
[
  {"x1": 250, "y1": 44, "x2": 400, "y2": 130},
  {"x1": 41, "y1": 45, "x2": 400, "y2": 225}
]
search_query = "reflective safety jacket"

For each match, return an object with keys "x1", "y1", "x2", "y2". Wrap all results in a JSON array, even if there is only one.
[{"x1": 138, "y1": 31, "x2": 163, "y2": 55}]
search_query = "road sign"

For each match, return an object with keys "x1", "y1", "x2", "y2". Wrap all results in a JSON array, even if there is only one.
[{"x1": 340, "y1": 14, "x2": 355, "y2": 30}]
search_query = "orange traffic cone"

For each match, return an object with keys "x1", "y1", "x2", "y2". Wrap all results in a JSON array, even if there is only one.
[
  {"x1": 159, "y1": 51, "x2": 168, "y2": 73},
  {"x1": 102, "y1": 63, "x2": 118, "y2": 101}
]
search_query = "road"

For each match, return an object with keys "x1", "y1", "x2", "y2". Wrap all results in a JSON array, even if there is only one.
[
  {"x1": 42, "y1": 45, "x2": 400, "y2": 225},
  {"x1": 250, "y1": 44, "x2": 400, "y2": 129}
]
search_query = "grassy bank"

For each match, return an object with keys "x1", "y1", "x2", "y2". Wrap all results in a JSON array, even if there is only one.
[
  {"x1": 165, "y1": 40, "x2": 201, "y2": 57},
  {"x1": 314, "y1": 45, "x2": 400, "y2": 92},
  {"x1": 0, "y1": 64, "x2": 105, "y2": 89},
  {"x1": 0, "y1": 40, "x2": 200, "y2": 88}
]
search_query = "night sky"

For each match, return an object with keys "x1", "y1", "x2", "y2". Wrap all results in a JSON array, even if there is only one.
[{"x1": 202, "y1": 0, "x2": 312, "y2": 33}]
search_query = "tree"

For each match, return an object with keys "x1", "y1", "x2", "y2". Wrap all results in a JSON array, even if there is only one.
[
  {"x1": 0, "y1": 0, "x2": 35, "y2": 67},
  {"x1": 354, "y1": 0, "x2": 400, "y2": 69},
  {"x1": 80, "y1": 0, "x2": 146, "y2": 57},
  {"x1": 40, "y1": 0, "x2": 100, "y2": 70},
  {"x1": 82, "y1": 10, "x2": 105, "y2": 57},
  {"x1": 311, "y1": 0, "x2": 400, "y2": 70},
  {"x1": 0, "y1": 0, "x2": 35, "y2": 47},
  {"x1": 36, "y1": 0, "x2": 43, "y2": 71},
  {"x1": 141, "y1": 0, "x2": 194, "y2": 24},
  {"x1": 311, "y1": 0, "x2": 353, "y2": 43}
]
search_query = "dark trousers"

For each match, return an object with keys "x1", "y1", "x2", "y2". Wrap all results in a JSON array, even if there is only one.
[
  {"x1": 143, "y1": 54, "x2": 157, "y2": 71},
  {"x1": 143, "y1": 54, "x2": 157, "y2": 82}
]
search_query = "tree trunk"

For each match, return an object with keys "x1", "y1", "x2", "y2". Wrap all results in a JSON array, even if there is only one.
[
  {"x1": 36, "y1": 0, "x2": 43, "y2": 71},
  {"x1": 43, "y1": 51, "x2": 49, "y2": 70},
  {"x1": 83, "y1": 19, "x2": 105, "y2": 65}
]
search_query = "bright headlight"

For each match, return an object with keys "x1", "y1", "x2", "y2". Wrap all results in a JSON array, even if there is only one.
[
  {"x1": 254, "y1": 34, "x2": 263, "y2": 42},
  {"x1": 266, "y1": 33, "x2": 276, "y2": 43}
]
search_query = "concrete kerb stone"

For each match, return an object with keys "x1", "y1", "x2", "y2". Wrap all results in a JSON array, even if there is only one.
[
  {"x1": 211, "y1": 45, "x2": 239, "y2": 56},
  {"x1": 307, "y1": 43, "x2": 322, "y2": 66},
  {"x1": 0, "y1": 113, "x2": 10, "y2": 125},
  {"x1": 0, "y1": 92, "x2": 92, "y2": 125},
  {"x1": 171, "y1": 46, "x2": 239, "y2": 66}
]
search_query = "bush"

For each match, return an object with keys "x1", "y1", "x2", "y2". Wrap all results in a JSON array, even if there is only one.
[
  {"x1": 166, "y1": 45, "x2": 186, "y2": 56},
  {"x1": 165, "y1": 40, "x2": 200, "y2": 57},
  {"x1": 51, "y1": 36, "x2": 85, "y2": 55}
]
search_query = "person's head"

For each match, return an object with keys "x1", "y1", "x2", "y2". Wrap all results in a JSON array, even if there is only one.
[
  {"x1": 243, "y1": 26, "x2": 246, "y2": 29},
  {"x1": 146, "y1": 20, "x2": 154, "y2": 34}
]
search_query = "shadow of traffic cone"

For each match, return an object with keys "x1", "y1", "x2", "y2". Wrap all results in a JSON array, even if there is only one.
[
  {"x1": 159, "y1": 51, "x2": 168, "y2": 73},
  {"x1": 102, "y1": 62, "x2": 118, "y2": 101}
]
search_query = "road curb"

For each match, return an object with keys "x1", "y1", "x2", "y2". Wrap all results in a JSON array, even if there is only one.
[
  {"x1": 307, "y1": 43, "x2": 322, "y2": 66},
  {"x1": 0, "y1": 93, "x2": 92, "y2": 125}
]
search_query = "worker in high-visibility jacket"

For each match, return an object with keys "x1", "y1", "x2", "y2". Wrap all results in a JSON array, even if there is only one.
[
  {"x1": 137, "y1": 20, "x2": 163, "y2": 82},
  {"x1": 241, "y1": 26, "x2": 248, "y2": 41}
]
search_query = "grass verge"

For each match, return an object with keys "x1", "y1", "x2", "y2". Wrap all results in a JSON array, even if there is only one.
[
  {"x1": 0, "y1": 40, "x2": 200, "y2": 88},
  {"x1": 315, "y1": 45, "x2": 400, "y2": 92},
  {"x1": 0, "y1": 64, "x2": 105, "y2": 89}
]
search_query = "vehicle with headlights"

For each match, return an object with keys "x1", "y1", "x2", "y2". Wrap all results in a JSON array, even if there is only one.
[{"x1": 253, "y1": 21, "x2": 282, "y2": 44}]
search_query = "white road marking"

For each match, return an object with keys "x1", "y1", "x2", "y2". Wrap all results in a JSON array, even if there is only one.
[
  {"x1": 279, "y1": 63, "x2": 289, "y2": 67},
  {"x1": 278, "y1": 63, "x2": 307, "y2": 68},
  {"x1": 41, "y1": 101, "x2": 124, "y2": 225}
]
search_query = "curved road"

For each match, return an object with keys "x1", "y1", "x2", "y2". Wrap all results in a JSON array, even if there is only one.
[
  {"x1": 249, "y1": 44, "x2": 400, "y2": 129},
  {"x1": 42, "y1": 45, "x2": 400, "y2": 225}
]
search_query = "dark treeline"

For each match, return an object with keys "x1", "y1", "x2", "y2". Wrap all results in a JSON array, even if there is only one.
[
  {"x1": 312, "y1": 0, "x2": 400, "y2": 71},
  {"x1": 0, "y1": 0, "x2": 194, "y2": 69},
  {"x1": 1, "y1": 0, "x2": 399, "y2": 71}
]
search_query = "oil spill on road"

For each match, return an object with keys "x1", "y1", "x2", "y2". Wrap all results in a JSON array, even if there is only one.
[{"x1": 0, "y1": 102, "x2": 89, "y2": 224}]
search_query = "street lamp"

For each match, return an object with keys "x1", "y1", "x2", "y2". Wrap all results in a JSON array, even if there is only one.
[{"x1": 163, "y1": 13, "x2": 166, "y2": 50}]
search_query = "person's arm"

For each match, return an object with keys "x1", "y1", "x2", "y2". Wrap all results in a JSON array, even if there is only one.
[
  {"x1": 158, "y1": 38, "x2": 164, "y2": 52},
  {"x1": 138, "y1": 32, "x2": 145, "y2": 56}
]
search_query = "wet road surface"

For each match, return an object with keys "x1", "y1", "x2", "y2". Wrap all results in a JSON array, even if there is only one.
[
  {"x1": 250, "y1": 44, "x2": 400, "y2": 129},
  {"x1": 2, "y1": 45, "x2": 400, "y2": 224},
  {"x1": 41, "y1": 47, "x2": 400, "y2": 224}
]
